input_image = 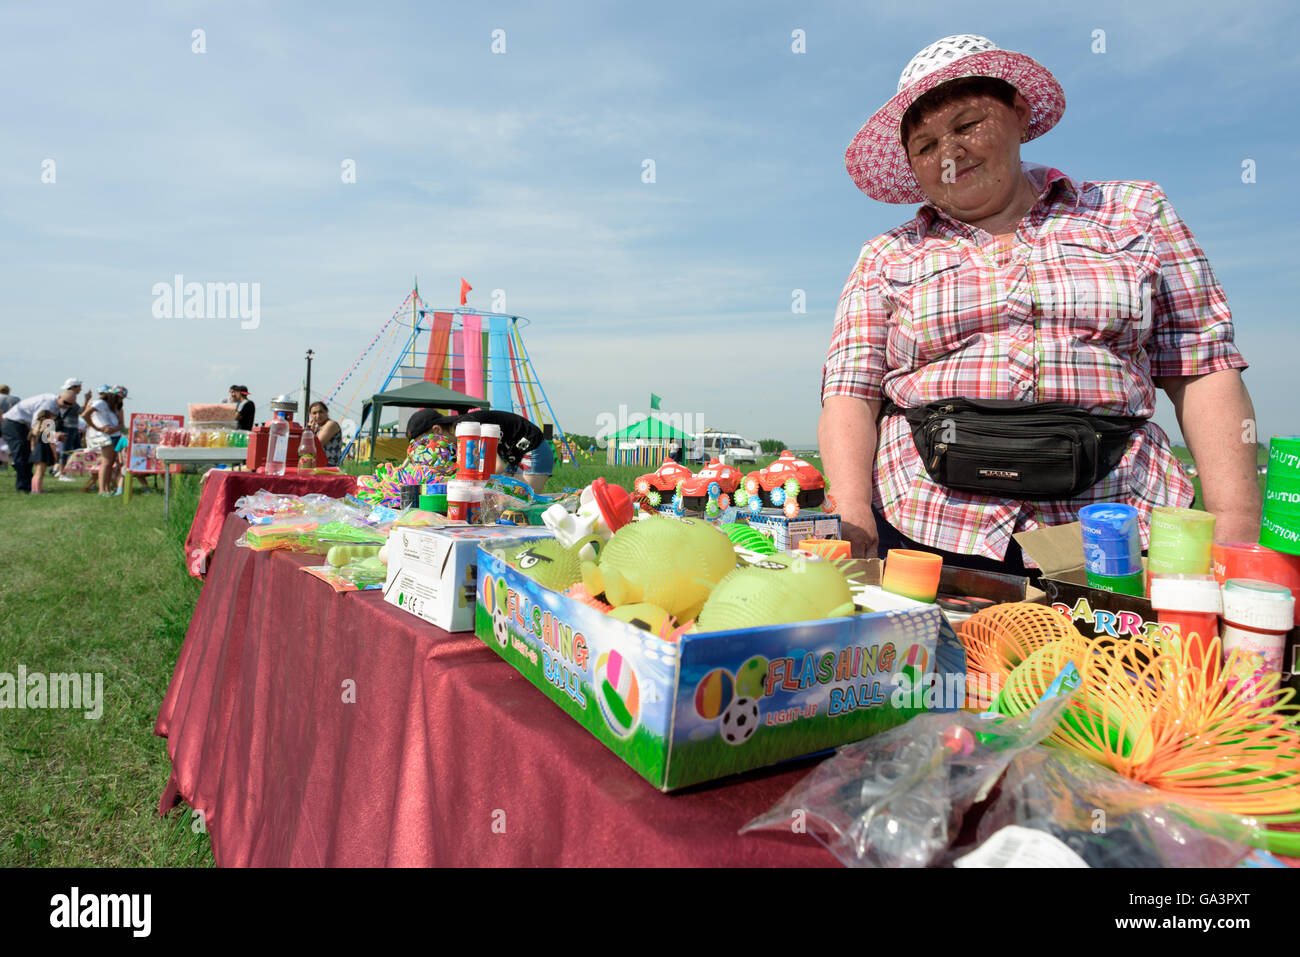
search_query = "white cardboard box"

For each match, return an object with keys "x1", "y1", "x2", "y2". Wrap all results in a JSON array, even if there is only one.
[{"x1": 384, "y1": 525, "x2": 550, "y2": 632}]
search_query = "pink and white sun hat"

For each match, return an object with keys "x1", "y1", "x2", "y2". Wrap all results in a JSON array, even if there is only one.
[{"x1": 845, "y1": 34, "x2": 1066, "y2": 204}]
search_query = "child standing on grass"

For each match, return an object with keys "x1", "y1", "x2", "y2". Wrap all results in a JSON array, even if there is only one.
[{"x1": 29, "y1": 410, "x2": 63, "y2": 494}]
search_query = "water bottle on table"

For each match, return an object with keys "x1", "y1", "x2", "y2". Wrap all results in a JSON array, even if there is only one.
[{"x1": 266, "y1": 412, "x2": 289, "y2": 476}]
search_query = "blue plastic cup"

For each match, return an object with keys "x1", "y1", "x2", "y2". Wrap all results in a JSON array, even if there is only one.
[{"x1": 1079, "y1": 503, "x2": 1143, "y2": 577}]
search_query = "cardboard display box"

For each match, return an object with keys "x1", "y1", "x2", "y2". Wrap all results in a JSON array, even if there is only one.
[
  {"x1": 1016, "y1": 523, "x2": 1177, "y2": 648},
  {"x1": 384, "y1": 525, "x2": 550, "y2": 632},
  {"x1": 1015, "y1": 523, "x2": 1300, "y2": 691},
  {"x1": 474, "y1": 543, "x2": 961, "y2": 790}
]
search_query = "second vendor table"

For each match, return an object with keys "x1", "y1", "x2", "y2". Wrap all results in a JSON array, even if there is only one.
[
  {"x1": 155, "y1": 513, "x2": 836, "y2": 866},
  {"x1": 180, "y1": 467, "x2": 359, "y2": 577}
]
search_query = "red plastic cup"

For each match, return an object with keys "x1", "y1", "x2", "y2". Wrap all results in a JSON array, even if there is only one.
[
  {"x1": 1149, "y1": 575, "x2": 1223, "y2": 681},
  {"x1": 1212, "y1": 542, "x2": 1300, "y2": 626},
  {"x1": 455, "y1": 422, "x2": 482, "y2": 477}
]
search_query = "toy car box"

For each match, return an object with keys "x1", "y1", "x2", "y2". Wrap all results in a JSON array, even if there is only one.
[
  {"x1": 474, "y1": 544, "x2": 960, "y2": 791},
  {"x1": 744, "y1": 510, "x2": 842, "y2": 551},
  {"x1": 384, "y1": 525, "x2": 550, "y2": 632}
]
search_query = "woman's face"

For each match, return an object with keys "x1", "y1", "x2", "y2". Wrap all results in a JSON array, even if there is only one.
[
  {"x1": 310, "y1": 407, "x2": 327, "y2": 426},
  {"x1": 905, "y1": 92, "x2": 1031, "y2": 225}
]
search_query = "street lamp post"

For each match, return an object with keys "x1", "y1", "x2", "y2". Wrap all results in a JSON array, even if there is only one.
[{"x1": 304, "y1": 349, "x2": 315, "y2": 416}]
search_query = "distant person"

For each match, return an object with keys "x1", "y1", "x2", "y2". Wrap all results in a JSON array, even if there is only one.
[
  {"x1": 307, "y1": 401, "x2": 343, "y2": 466},
  {"x1": 667, "y1": 439, "x2": 681, "y2": 461},
  {"x1": 56, "y1": 378, "x2": 84, "y2": 472},
  {"x1": 229, "y1": 385, "x2": 255, "y2": 431},
  {"x1": 515, "y1": 437, "x2": 554, "y2": 493},
  {"x1": 84, "y1": 385, "x2": 124, "y2": 496},
  {"x1": 110, "y1": 386, "x2": 145, "y2": 495},
  {"x1": 407, "y1": 408, "x2": 549, "y2": 489},
  {"x1": 0, "y1": 386, "x2": 14, "y2": 470},
  {"x1": 2, "y1": 387, "x2": 77, "y2": 493},
  {"x1": 28, "y1": 409, "x2": 63, "y2": 494}
]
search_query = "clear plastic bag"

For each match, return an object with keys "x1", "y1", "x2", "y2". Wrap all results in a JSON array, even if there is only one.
[
  {"x1": 479, "y1": 486, "x2": 532, "y2": 525},
  {"x1": 234, "y1": 490, "x2": 372, "y2": 526},
  {"x1": 741, "y1": 699, "x2": 1070, "y2": 867},
  {"x1": 944, "y1": 747, "x2": 1263, "y2": 868}
]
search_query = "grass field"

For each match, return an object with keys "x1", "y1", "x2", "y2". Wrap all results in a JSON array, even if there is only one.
[
  {"x1": 0, "y1": 443, "x2": 1241, "y2": 866},
  {"x1": 0, "y1": 471, "x2": 213, "y2": 866}
]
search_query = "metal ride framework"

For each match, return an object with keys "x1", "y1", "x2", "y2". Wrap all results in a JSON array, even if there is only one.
[{"x1": 330, "y1": 286, "x2": 572, "y2": 462}]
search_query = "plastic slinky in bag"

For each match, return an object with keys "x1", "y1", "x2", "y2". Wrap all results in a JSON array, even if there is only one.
[
  {"x1": 742, "y1": 700, "x2": 1270, "y2": 867},
  {"x1": 740, "y1": 701, "x2": 1070, "y2": 868},
  {"x1": 943, "y1": 747, "x2": 1263, "y2": 868}
]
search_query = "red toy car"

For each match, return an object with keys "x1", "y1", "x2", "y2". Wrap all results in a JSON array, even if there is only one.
[
  {"x1": 743, "y1": 450, "x2": 826, "y2": 509},
  {"x1": 633, "y1": 459, "x2": 695, "y2": 505},
  {"x1": 677, "y1": 458, "x2": 742, "y2": 510}
]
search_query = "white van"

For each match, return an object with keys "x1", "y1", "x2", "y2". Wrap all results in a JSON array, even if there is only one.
[{"x1": 689, "y1": 430, "x2": 760, "y2": 464}]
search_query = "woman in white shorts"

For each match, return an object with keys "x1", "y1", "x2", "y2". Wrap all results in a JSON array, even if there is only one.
[{"x1": 83, "y1": 385, "x2": 123, "y2": 496}]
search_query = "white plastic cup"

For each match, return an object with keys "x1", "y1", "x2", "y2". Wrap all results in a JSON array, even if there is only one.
[
  {"x1": 1221, "y1": 578, "x2": 1295, "y2": 698},
  {"x1": 446, "y1": 478, "x2": 476, "y2": 522}
]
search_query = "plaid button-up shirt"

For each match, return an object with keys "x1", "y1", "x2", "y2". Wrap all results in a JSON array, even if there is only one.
[{"x1": 821, "y1": 164, "x2": 1246, "y2": 560}]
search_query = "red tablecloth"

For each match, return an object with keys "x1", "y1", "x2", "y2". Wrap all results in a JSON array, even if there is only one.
[
  {"x1": 183, "y1": 469, "x2": 358, "y2": 578},
  {"x1": 156, "y1": 514, "x2": 836, "y2": 867}
]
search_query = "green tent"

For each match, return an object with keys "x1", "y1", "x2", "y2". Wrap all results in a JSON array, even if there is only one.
[
  {"x1": 359, "y1": 381, "x2": 488, "y2": 458},
  {"x1": 606, "y1": 415, "x2": 692, "y2": 443}
]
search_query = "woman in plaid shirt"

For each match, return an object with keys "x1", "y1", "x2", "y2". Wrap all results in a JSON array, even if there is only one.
[{"x1": 819, "y1": 35, "x2": 1262, "y2": 568}]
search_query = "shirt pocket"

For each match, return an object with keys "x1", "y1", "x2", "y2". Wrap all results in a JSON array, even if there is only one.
[
  {"x1": 1039, "y1": 226, "x2": 1160, "y2": 346},
  {"x1": 879, "y1": 249, "x2": 970, "y2": 368}
]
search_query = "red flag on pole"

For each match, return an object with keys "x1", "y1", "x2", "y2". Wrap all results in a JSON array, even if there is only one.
[{"x1": 459, "y1": 278, "x2": 472, "y2": 305}]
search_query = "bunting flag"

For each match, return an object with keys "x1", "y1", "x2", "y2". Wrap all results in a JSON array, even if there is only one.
[
  {"x1": 462, "y1": 314, "x2": 485, "y2": 399},
  {"x1": 424, "y1": 311, "x2": 453, "y2": 386},
  {"x1": 450, "y1": 328, "x2": 466, "y2": 394},
  {"x1": 459, "y1": 278, "x2": 472, "y2": 306},
  {"x1": 488, "y1": 315, "x2": 513, "y2": 413}
]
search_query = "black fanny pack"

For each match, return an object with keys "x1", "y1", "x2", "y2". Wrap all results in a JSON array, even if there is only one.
[{"x1": 885, "y1": 397, "x2": 1146, "y2": 500}]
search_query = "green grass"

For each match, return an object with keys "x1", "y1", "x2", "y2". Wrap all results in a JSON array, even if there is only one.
[
  {"x1": 0, "y1": 470, "x2": 213, "y2": 866},
  {"x1": 1169, "y1": 444, "x2": 1268, "y2": 508}
]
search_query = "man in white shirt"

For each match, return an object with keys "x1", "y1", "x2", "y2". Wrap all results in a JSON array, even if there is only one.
[{"x1": 2, "y1": 388, "x2": 77, "y2": 493}]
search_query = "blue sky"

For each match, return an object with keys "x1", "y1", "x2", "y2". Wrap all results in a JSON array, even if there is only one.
[{"x1": 2, "y1": 0, "x2": 1296, "y2": 448}]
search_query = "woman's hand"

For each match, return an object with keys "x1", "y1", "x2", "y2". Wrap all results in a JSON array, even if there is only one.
[{"x1": 837, "y1": 497, "x2": 881, "y2": 559}]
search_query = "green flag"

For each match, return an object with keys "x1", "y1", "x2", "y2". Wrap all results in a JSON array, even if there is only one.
[{"x1": 650, "y1": 393, "x2": 662, "y2": 410}]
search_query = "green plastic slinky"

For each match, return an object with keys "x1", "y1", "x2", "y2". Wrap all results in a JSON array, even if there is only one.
[{"x1": 720, "y1": 523, "x2": 776, "y2": 555}]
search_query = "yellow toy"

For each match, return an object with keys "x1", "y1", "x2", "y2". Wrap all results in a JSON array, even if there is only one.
[
  {"x1": 581, "y1": 515, "x2": 737, "y2": 621},
  {"x1": 693, "y1": 551, "x2": 856, "y2": 633}
]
